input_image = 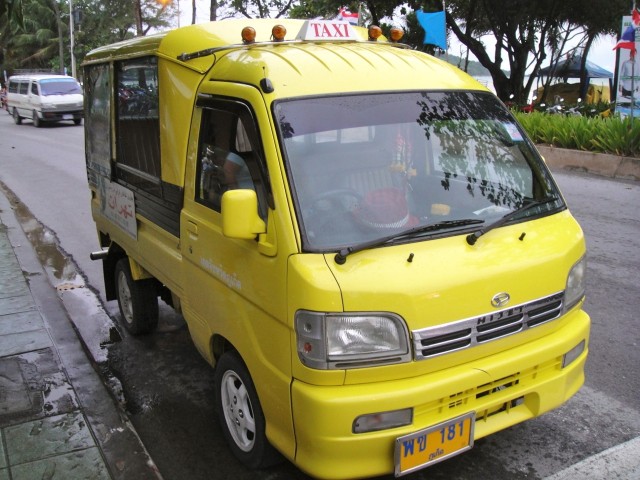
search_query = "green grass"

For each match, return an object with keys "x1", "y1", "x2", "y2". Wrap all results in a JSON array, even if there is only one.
[{"x1": 513, "y1": 112, "x2": 640, "y2": 158}]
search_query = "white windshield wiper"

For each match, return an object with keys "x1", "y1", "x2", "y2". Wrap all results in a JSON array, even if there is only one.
[
  {"x1": 334, "y1": 218, "x2": 484, "y2": 264},
  {"x1": 466, "y1": 196, "x2": 560, "y2": 246}
]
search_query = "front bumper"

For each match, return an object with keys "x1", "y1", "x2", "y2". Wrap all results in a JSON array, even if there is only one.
[
  {"x1": 40, "y1": 110, "x2": 83, "y2": 121},
  {"x1": 290, "y1": 309, "x2": 589, "y2": 479}
]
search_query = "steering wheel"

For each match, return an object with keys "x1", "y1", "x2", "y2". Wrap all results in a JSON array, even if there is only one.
[
  {"x1": 303, "y1": 189, "x2": 363, "y2": 244},
  {"x1": 307, "y1": 188, "x2": 362, "y2": 213}
]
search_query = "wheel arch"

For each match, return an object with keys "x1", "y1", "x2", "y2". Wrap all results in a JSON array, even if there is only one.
[
  {"x1": 99, "y1": 239, "x2": 127, "y2": 301},
  {"x1": 211, "y1": 334, "x2": 237, "y2": 366}
]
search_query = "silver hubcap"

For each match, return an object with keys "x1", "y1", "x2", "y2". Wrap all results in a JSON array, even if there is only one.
[
  {"x1": 117, "y1": 270, "x2": 133, "y2": 325},
  {"x1": 221, "y1": 370, "x2": 256, "y2": 452}
]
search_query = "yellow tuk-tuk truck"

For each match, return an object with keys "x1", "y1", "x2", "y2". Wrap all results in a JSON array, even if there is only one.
[{"x1": 83, "y1": 19, "x2": 589, "y2": 479}]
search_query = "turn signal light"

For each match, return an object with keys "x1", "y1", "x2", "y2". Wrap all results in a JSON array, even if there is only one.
[
  {"x1": 353, "y1": 408, "x2": 413, "y2": 433},
  {"x1": 390, "y1": 27, "x2": 404, "y2": 42},
  {"x1": 241, "y1": 26, "x2": 256, "y2": 44},
  {"x1": 368, "y1": 25, "x2": 382, "y2": 41},
  {"x1": 272, "y1": 24, "x2": 287, "y2": 41}
]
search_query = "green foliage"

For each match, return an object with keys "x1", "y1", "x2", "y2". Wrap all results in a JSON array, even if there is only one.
[
  {"x1": 288, "y1": 1, "x2": 400, "y2": 25},
  {"x1": 438, "y1": 0, "x2": 631, "y2": 103},
  {"x1": 514, "y1": 111, "x2": 640, "y2": 158},
  {"x1": 1, "y1": 0, "x2": 175, "y2": 78},
  {"x1": 4, "y1": 0, "x2": 61, "y2": 71}
]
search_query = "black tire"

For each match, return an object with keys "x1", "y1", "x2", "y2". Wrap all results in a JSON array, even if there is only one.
[
  {"x1": 32, "y1": 110, "x2": 41, "y2": 128},
  {"x1": 114, "y1": 258, "x2": 159, "y2": 335},
  {"x1": 214, "y1": 351, "x2": 281, "y2": 469},
  {"x1": 13, "y1": 108, "x2": 22, "y2": 125},
  {"x1": 73, "y1": 118, "x2": 82, "y2": 125}
]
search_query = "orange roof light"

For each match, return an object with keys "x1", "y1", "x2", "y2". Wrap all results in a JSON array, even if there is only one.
[
  {"x1": 272, "y1": 24, "x2": 287, "y2": 42},
  {"x1": 241, "y1": 26, "x2": 256, "y2": 44},
  {"x1": 368, "y1": 25, "x2": 382, "y2": 41},
  {"x1": 389, "y1": 27, "x2": 404, "y2": 42}
]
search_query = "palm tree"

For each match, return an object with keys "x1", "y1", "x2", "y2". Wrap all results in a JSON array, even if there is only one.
[
  {"x1": 8, "y1": 0, "x2": 63, "y2": 71},
  {"x1": 1, "y1": 0, "x2": 24, "y2": 75}
]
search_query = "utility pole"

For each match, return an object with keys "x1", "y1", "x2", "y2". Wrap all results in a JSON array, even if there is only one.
[{"x1": 69, "y1": 0, "x2": 76, "y2": 78}]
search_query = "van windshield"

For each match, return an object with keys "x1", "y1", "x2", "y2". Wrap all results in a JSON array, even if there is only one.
[
  {"x1": 39, "y1": 79, "x2": 82, "y2": 95},
  {"x1": 275, "y1": 91, "x2": 564, "y2": 252}
]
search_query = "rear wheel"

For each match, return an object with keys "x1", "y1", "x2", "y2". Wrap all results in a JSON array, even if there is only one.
[
  {"x1": 13, "y1": 108, "x2": 21, "y2": 125},
  {"x1": 114, "y1": 258, "x2": 159, "y2": 335},
  {"x1": 214, "y1": 351, "x2": 281, "y2": 469},
  {"x1": 32, "y1": 110, "x2": 40, "y2": 128}
]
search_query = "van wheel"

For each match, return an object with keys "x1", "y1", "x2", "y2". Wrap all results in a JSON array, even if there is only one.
[
  {"x1": 32, "y1": 110, "x2": 41, "y2": 128},
  {"x1": 214, "y1": 351, "x2": 281, "y2": 469},
  {"x1": 114, "y1": 258, "x2": 159, "y2": 335},
  {"x1": 73, "y1": 118, "x2": 82, "y2": 125},
  {"x1": 13, "y1": 108, "x2": 21, "y2": 125}
]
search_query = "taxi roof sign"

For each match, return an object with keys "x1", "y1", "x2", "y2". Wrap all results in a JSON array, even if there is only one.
[{"x1": 296, "y1": 20, "x2": 359, "y2": 41}]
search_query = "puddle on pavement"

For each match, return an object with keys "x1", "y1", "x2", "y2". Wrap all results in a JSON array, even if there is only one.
[
  {"x1": 4, "y1": 188, "x2": 79, "y2": 284},
  {"x1": 0, "y1": 181, "x2": 122, "y2": 353}
]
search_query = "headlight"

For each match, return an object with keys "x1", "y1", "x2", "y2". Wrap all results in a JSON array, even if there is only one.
[
  {"x1": 564, "y1": 256, "x2": 586, "y2": 312},
  {"x1": 295, "y1": 311, "x2": 411, "y2": 369}
]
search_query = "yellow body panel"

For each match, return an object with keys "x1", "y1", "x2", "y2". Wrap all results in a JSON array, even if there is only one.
[{"x1": 83, "y1": 18, "x2": 589, "y2": 479}]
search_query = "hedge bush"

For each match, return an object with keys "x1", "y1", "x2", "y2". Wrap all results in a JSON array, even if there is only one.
[{"x1": 513, "y1": 111, "x2": 640, "y2": 158}]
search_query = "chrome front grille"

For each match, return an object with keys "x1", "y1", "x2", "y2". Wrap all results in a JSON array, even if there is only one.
[
  {"x1": 413, "y1": 292, "x2": 564, "y2": 360},
  {"x1": 52, "y1": 103, "x2": 81, "y2": 111}
]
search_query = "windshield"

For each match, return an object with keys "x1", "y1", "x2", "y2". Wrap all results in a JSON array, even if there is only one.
[
  {"x1": 275, "y1": 91, "x2": 564, "y2": 251},
  {"x1": 39, "y1": 79, "x2": 82, "y2": 96}
]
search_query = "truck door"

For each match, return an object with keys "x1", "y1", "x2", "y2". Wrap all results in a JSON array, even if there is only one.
[{"x1": 180, "y1": 95, "x2": 294, "y2": 459}]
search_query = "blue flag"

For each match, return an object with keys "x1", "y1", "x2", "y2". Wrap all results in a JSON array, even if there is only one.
[{"x1": 416, "y1": 10, "x2": 447, "y2": 50}]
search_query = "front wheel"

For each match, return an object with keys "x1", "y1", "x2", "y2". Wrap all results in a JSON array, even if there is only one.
[
  {"x1": 13, "y1": 108, "x2": 22, "y2": 125},
  {"x1": 214, "y1": 351, "x2": 281, "y2": 469},
  {"x1": 32, "y1": 110, "x2": 41, "y2": 128},
  {"x1": 114, "y1": 258, "x2": 159, "y2": 335}
]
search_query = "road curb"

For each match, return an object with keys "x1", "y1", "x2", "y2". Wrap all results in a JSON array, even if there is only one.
[{"x1": 538, "y1": 145, "x2": 640, "y2": 182}]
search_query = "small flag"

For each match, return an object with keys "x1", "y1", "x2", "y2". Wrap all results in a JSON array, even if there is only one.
[
  {"x1": 416, "y1": 10, "x2": 447, "y2": 51},
  {"x1": 613, "y1": 24, "x2": 637, "y2": 54},
  {"x1": 336, "y1": 8, "x2": 359, "y2": 26}
]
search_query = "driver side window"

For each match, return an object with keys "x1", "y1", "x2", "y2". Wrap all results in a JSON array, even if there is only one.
[{"x1": 196, "y1": 103, "x2": 267, "y2": 218}]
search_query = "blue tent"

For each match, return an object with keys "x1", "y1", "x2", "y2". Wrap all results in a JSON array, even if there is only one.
[
  {"x1": 538, "y1": 55, "x2": 613, "y2": 101},
  {"x1": 539, "y1": 55, "x2": 613, "y2": 80}
]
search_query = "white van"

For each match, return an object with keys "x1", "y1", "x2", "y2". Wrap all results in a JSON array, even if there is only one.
[{"x1": 7, "y1": 74, "x2": 83, "y2": 127}]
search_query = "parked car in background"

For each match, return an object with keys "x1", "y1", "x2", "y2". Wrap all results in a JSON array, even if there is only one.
[{"x1": 7, "y1": 74, "x2": 83, "y2": 127}]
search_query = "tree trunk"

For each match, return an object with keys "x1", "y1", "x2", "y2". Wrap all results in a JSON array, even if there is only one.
[
  {"x1": 134, "y1": 0, "x2": 143, "y2": 36},
  {"x1": 579, "y1": 33, "x2": 596, "y2": 100},
  {"x1": 51, "y1": 0, "x2": 65, "y2": 74},
  {"x1": 210, "y1": 0, "x2": 217, "y2": 21}
]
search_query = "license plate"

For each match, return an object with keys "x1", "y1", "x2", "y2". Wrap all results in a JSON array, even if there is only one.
[
  {"x1": 62, "y1": 114, "x2": 73, "y2": 120},
  {"x1": 394, "y1": 412, "x2": 475, "y2": 476}
]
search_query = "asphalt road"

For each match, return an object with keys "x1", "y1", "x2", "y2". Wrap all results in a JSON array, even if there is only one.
[{"x1": 0, "y1": 111, "x2": 638, "y2": 480}]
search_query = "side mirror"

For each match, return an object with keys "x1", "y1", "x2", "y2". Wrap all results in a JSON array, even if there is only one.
[{"x1": 221, "y1": 190, "x2": 266, "y2": 239}]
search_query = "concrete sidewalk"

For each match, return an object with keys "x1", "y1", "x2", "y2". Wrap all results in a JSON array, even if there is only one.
[{"x1": 0, "y1": 193, "x2": 161, "y2": 480}]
